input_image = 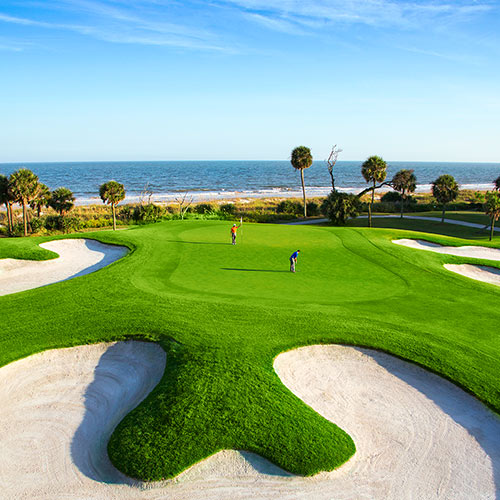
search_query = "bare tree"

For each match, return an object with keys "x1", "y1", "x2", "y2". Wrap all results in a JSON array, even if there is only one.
[
  {"x1": 326, "y1": 145, "x2": 342, "y2": 191},
  {"x1": 175, "y1": 192, "x2": 193, "y2": 220},
  {"x1": 139, "y1": 182, "x2": 154, "y2": 205}
]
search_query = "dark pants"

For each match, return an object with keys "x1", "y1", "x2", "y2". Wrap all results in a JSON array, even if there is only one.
[
  {"x1": 232, "y1": 233, "x2": 236, "y2": 245},
  {"x1": 290, "y1": 259, "x2": 295, "y2": 272}
]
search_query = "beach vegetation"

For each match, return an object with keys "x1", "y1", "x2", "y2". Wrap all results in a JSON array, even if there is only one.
[
  {"x1": 392, "y1": 169, "x2": 417, "y2": 219},
  {"x1": 133, "y1": 203, "x2": 164, "y2": 223},
  {"x1": 432, "y1": 174, "x2": 459, "y2": 222},
  {"x1": 194, "y1": 203, "x2": 214, "y2": 214},
  {"x1": 219, "y1": 203, "x2": 236, "y2": 215},
  {"x1": 291, "y1": 146, "x2": 313, "y2": 218},
  {"x1": 494, "y1": 176, "x2": 500, "y2": 191},
  {"x1": 322, "y1": 191, "x2": 361, "y2": 225},
  {"x1": 8, "y1": 168, "x2": 39, "y2": 236},
  {"x1": 99, "y1": 180, "x2": 126, "y2": 231},
  {"x1": 484, "y1": 191, "x2": 500, "y2": 241},
  {"x1": 0, "y1": 174, "x2": 15, "y2": 234},
  {"x1": 30, "y1": 182, "x2": 51, "y2": 217},
  {"x1": 361, "y1": 156, "x2": 388, "y2": 227},
  {"x1": 49, "y1": 187, "x2": 75, "y2": 216}
]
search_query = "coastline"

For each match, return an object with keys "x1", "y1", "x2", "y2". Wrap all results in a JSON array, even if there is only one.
[{"x1": 71, "y1": 183, "x2": 495, "y2": 207}]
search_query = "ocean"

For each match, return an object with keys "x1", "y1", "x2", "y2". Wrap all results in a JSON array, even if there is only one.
[{"x1": 0, "y1": 160, "x2": 498, "y2": 205}]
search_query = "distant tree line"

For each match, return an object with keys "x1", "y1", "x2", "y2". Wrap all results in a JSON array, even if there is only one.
[
  {"x1": 290, "y1": 144, "x2": 500, "y2": 237},
  {"x1": 0, "y1": 168, "x2": 125, "y2": 236}
]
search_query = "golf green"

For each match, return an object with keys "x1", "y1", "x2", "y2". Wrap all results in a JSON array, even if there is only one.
[{"x1": 1, "y1": 220, "x2": 499, "y2": 481}]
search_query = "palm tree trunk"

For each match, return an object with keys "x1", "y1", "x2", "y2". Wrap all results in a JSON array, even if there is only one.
[
  {"x1": 8, "y1": 203, "x2": 13, "y2": 233},
  {"x1": 5, "y1": 203, "x2": 11, "y2": 233},
  {"x1": 112, "y1": 203, "x2": 116, "y2": 231},
  {"x1": 368, "y1": 180, "x2": 375, "y2": 228},
  {"x1": 400, "y1": 191, "x2": 405, "y2": 219},
  {"x1": 300, "y1": 169, "x2": 307, "y2": 218},
  {"x1": 22, "y1": 201, "x2": 27, "y2": 236},
  {"x1": 441, "y1": 205, "x2": 445, "y2": 223},
  {"x1": 490, "y1": 216, "x2": 495, "y2": 241}
]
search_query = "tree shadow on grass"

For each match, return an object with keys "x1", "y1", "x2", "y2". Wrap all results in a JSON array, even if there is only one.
[
  {"x1": 222, "y1": 268, "x2": 290, "y2": 273},
  {"x1": 360, "y1": 347, "x2": 500, "y2": 498},
  {"x1": 70, "y1": 341, "x2": 165, "y2": 485}
]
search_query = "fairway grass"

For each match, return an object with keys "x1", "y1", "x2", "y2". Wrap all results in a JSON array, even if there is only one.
[{"x1": 1, "y1": 220, "x2": 500, "y2": 481}]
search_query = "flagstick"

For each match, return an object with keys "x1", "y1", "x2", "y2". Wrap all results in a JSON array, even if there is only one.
[{"x1": 240, "y1": 216, "x2": 243, "y2": 245}]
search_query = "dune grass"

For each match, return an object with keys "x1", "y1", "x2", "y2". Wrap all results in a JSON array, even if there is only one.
[{"x1": 1, "y1": 220, "x2": 499, "y2": 480}]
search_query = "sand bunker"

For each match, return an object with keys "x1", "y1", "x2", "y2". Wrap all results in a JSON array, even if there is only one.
[
  {"x1": 0, "y1": 239, "x2": 128, "y2": 296},
  {"x1": 393, "y1": 238, "x2": 500, "y2": 260},
  {"x1": 1, "y1": 342, "x2": 498, "y2": 499},
  {"x1": 444, "y1": 264, "x2": 500, "y2": 287},
  {"x1": 393, "y1": 239, "x2": 500, "y2": 286}
]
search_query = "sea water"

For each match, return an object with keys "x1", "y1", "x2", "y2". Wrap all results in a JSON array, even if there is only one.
[{"x1": 0, "y1": 160, "x2": 498, "y2": 205}]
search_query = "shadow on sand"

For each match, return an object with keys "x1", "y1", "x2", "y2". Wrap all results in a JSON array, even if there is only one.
[
  {"x1": 360, "y1": 347, "x2": 500, "y2": 499},
  {"x1": 71, "y1": 342, "x2": 165, "y2": 485}
]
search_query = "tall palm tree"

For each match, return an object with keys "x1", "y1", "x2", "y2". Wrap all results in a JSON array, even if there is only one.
[
  {"x1": 485, "y1": 191, "x2": 500, "y2": 241},
  {"x1": 49, "y1": 187, "x2": 75, "y2": 216},
  {"x1": 99, "y1": 180, "x2": 125, "y2": 230},
  {"x1": 9, "y1": 168, "x2": 39, "y2": 236},
  {"x1": 30, "y1": 182, "x2": 51, "y2": 217},
  {"x1": 0, "y1": 174, "x2": 13, "y2": 233},
  {"x1": 291, "y1": 146, "x2": 313, "y2": 218},
  {"x1": 361, "y1": 156, "x2": 387, "y2": 228},
  {"x1": 392, "y1": 169, "x2": 417, "y2": 219},
  {"x1": 432, "y1": 174, "x2": 459, "y2": 223}
]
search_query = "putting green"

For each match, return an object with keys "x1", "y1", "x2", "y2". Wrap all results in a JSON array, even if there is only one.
[{"x1": 1, "y1": 220, "x2": 499, "y2": 481}]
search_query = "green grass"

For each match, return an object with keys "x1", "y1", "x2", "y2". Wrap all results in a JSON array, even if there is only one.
[
  {"x1": 1, "y1": 220, "x2": 500, "y2": 480},
  {"x1": 405, "y1": 210, "x2": 491, "y2": 225}
]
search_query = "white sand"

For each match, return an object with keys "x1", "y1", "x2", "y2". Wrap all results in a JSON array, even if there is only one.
[
  {"x1": 393, "y1": 239, "x2": 500, "y2": 286},
  {"x1": 444, "y1": 264, "x2": 500, "y2": 287},
  {"x1": 0, "y1": 239, "x2": 128, "y2": 296},
  {"x1": 393, "y1": 238, "x2": 500, "y2": 260},
  {"x1": 1, "y1": 342, "x2": 498, "y2": 499}
]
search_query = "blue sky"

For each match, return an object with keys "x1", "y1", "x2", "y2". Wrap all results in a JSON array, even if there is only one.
[{"x1": 0, "y1": 0, "x2": 499, "y2": 162}]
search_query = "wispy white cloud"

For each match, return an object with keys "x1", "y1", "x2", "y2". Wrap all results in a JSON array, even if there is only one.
[
  {"x1": 0, "y1": 2, "x2": 235, "y2": 52},
  {"x1": 218, "y1": 0, "x2": 494, "y2": 31}
]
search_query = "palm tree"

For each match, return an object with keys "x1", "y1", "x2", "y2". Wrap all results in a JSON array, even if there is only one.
[
  {"x1": 0, "y1": 174, "x2": 14, "y2": 233},
  {"x1": 9, "y1": 168, "x2": 39, "y2": 236},
  {"x1": 30, "y1": 182, "x2": 51, "y2": 217},
  {"x1": 431, "y1": 174, "x2": 459, "y2": 223},
  {"x1": 49, "y1": 187, "x2": 75, "y2": 216},
  {"x1": 99, "y1": 180, "x2": 125, "y2": 230},
  {"x1": 392, "y1": 169, "x2": 417, "y2": 219},
  {"x1": 494, "y1": 175, "x2": 500, "y2": 191},
  {"x1": 361, "y1": 155, "x2": 387, "y2": 227},
  {"x1": 291, "y1": 146, "x2": 313, "y2": 218},
  {"x1": 484, "y1": 191, "x2": 500, "y2": 241}
]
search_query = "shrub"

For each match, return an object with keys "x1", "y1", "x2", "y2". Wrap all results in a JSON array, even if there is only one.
[
  {"x1": 306, "y1": 201, "x2": 320, "y2": 216},
  {"x1": 60, "y1": 216, "x2": 81, "y2": 233},
  {"x1": 132, "y1": 204, "x2": 164, "y2": 223},
  {"x1": 30, "y1": 217, "x2": 44, "y2": 233},
  {"x1": 219, "y1": 203, "x2": 236, "y2": 215},
  {"x1": 194, "y1": 203, "x2": 213, "y2": 214},
  {"x1": 44, "y1": 215, "x2": 63, "y2": 231},
  {"x1": 277, "y1": 200, "x2": 303, "y2": 215},
  {"x1": 322, "y1": 191, "x2": 361, "y2": 225},
  {"x1": 381, "y1": 191, "x2": 402, "y2": 203}
]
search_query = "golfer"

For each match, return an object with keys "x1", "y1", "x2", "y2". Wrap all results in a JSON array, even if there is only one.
[
  {"x1": 289, "y1": 249, "x2": 300, "y2": 272},
  {"x1": 230, "y1": 223, "x2": 241, "y2": 245}
]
